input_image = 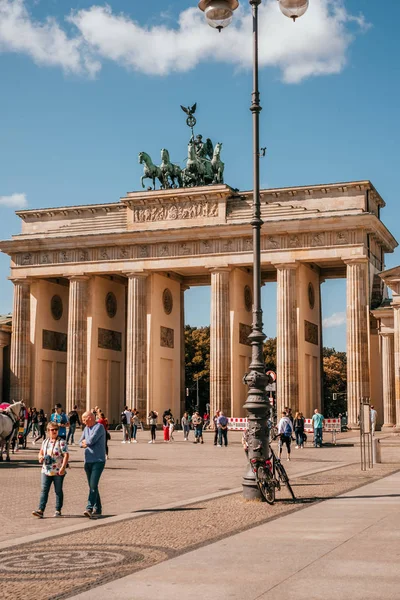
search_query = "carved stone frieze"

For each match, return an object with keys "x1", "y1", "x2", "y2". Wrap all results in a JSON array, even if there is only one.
[
  {"x1": 304, "y1": 320, "x2": 318, "y2": 345},
  {"x1": 239, "y1": 323, "x2": 252, "y2": 346},
  {"x1": 13, "y1": 229, "x2": 364, "y2": 266},
  {"x1": 98, "y1": 328, "x2": 122, "y2": 351},
  {"x1": 132, "y1": 200, "x2": 218, "y2": 223},
  {"x1": 160, "y1": 326, "x2": 174, "y2": 348}
]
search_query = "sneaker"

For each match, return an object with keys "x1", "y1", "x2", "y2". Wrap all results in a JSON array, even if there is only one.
[
  {"x1": 92, "y1": 510, "x2": 101, "y2": 517},
  {"x1": 201, "y1": 440, "x2": 204, "y2": 444},
  {"x1": 128, "y1": 441, "x2": 131, "y2": 444},
  {"x1": 152, "y1": 440, "x2": 155, "y2": 443},
  {"x1": 217, "y1": 444, "x2": 222, "y2": 447},
  {"x1": 148, "y1": 440, "x2": 153, "y2": 444},
  {"x1": 32, "y1": 440, "x2": 36, "y2": 445},
  {"x1": 32, "y1": 509, "x2": 43, "y2": 518},
  {"x1": 287, "y1": 457, "x2": 291, "y2": 461},
  {"x1": 121, "y1": 441, "x2": 126, "y2": 444},
  {"x1": 133, "y1": 440, "x2": 138, "y2": 443},
  {"x1": 54, "y1": 511, "x2": 62, "y2": 518},
  {"x1": 295, "y1": 445, "x2": 299, "y2": 449},
  {"x1": 83, "y1": 509, "x2": 93, "y2": 519}
]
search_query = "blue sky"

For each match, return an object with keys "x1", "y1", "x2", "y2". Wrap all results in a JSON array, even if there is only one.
[{"x1": 0, "y1": 0, "x2": 399, "y2": 351}]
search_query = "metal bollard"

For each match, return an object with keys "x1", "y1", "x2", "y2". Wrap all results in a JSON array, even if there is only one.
[{"x1": 372, "y1": 439, "x2": 381, "y2": 464}]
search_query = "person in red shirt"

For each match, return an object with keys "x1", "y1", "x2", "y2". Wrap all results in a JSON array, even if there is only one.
[{"x1": 98, "y1": 412, "x2": 110, "y2": 459}]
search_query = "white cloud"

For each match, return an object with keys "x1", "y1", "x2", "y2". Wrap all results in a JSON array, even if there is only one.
[
  {"x1": 323, "y1": 311, "x2": 346, "y2": 328},
  {"x1": 0, "y1": 193, "x2": 28, "y2": 208},
  {"x1": 0, "y1": 0, "x2": 369, "y2": 83}
]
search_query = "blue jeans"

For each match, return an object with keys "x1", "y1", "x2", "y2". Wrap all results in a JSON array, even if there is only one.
[
  {"x1": 218, "y1": 428, "x2": 228, "y2": 446},
  {"x1": 132, "y1": 424, "x2": 138, "y2": 439},
  {"x1": 67, "y1": 422, "x2": 76, "y2": 444},
  {"x1": 39, "y1": 473, "x2": 65, "y2": 512},
  {"x1": 183, "y1": 425, "x2": 190, "y2": 439},
  {"x1": 84, "y1": 461, "x2": 105, "y2": 513},
  {"x1": 314, "y1": 428, "x2": 323, "y2": 447}
]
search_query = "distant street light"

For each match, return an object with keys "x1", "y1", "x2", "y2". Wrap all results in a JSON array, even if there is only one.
[{"x1": 198, "y1": 0, "x2": 309, "y2": 500}]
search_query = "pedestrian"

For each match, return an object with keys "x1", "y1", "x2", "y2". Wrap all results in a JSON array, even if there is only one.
[
  {"x1": 312, "y1": 408, "x2": 324, "y2": 447},
  {"x1": 181, "y1": 412, "x2": 190, "y2": 441},
  {"x1": 67, "y1": 405, "x2": 81, "y2": 445},
  {"x1": 370, "y1": 405, "x2": 377, "y2": 436},
  {"x1": 32, "y1": 422, "x2": 69, "y2": 518},
  {"x1": 79, "y1": 411, "x2": 106, "y2": 519},
  {"x1": 277, "y1": 411, "x2": 294, "y2": 461},
  {"x1": 34, "y1": 409, "x2": 47, "y2": 443},
  {"x1": 98, "y1": 411, "x2": 110, "y2": 458},
  {"x1": 30, "y1": 408, "x2": 39, "y2": 440},
  {"x1": 163, "y1": 415, "x2": 170, "y2": 442},
  {"x1": 131, "y1": 409, "x2": 140, "y2": 443},
  {"x1": 162, "y1": 408, "x2": 172, "y2": 427},
  {"x1": 213, "y1": 411, "x2": 220, "y2": 445},
  {"x1": 216, "y1": 411, "x2": 229, "y2": 447},
  {"x1": 192, "y1": 411, "x2": 204, "y2": 444},
  {"x1": 50, "y1": 404, "x2": 69, "y2": 440},
  {"x1": 293, "y1": 411, "x2": 305, "y2": 449},
  {"x1": 121, "y1": 406, "x2": 132, "y2": 443},
  {"x1": 148, "y1": 410, "x2": 158, "y2": 443},
  {"x1": 168, "y1": 416, "x2": 175, "y2": 441}
]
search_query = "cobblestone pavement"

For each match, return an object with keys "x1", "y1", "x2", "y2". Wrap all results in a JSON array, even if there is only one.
[
  {"x1": 0, "y1": 430, "x2": 356, "y2": 544},
  {"x1": 1, "y1": 462, "x2": 397, "y2": 600}
]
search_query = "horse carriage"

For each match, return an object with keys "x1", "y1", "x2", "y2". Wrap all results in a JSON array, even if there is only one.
[{"x1": 0, "y1": 401, "x2": 26, "y2": 462}]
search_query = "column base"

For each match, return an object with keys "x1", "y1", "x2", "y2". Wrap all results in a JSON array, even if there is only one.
[
  {"x1": 242, "y1": 463, "x2": 262, "y2": 501},
  {"x1": 347, "y1": 423, "x2": 360, "y2": 430},
  {"x1": 381, "y1": 424, "x2": 395, "y2": 432}
]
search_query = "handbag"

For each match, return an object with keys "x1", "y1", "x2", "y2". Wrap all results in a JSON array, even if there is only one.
[{"x1": 106, "y1": 431, "x2": 111, "y2": 441}]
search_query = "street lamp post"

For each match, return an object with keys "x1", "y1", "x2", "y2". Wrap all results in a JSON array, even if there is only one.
[{"x1": 198, "y1": 0, "x2": 309, "y2": 499}]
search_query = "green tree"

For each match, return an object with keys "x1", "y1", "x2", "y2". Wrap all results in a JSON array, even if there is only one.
[
  {"x1": 263, "y1": 337, "x2": 277, "y2": 372},
  {"x1": 184, "y1": 325, "x2": 210, "y2": 412},
  {"x1": 322, "y1": 347, "x2": 347, "y2": 416}
]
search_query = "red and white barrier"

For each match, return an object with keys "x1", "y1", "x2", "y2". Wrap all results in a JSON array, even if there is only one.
[{"x1": 227, "y1": 418, "x2": 248, "y2": 431}]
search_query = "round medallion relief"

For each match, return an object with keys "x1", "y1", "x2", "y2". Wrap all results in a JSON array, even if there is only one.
[
  {"x1": 51, "y1": 295, "x2": 63, "y2": 321},
  {"x1": 163, "y1": 288, "x2": 173, "y2": 315},
  {"x1": 244, "y1": 285, "x2": 253, "y2": 312},
  {"x1": 308, "y1": 282, "x2": 315, "y2": 310},
  {"x1": 105, "y1": 292, "x2": 117, "y2": 318}
]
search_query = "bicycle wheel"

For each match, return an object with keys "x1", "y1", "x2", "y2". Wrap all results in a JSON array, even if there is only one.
[
  {"x1": 275, "y1": 461, "x2": 296, "y2": 500},
  {"x1": 257, "y1": 465, "x2": 275, "y2": 505}
]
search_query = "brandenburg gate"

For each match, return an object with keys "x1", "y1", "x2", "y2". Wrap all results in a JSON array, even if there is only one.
[{"x1": 0, "y1": 181, "x2": 397, "y2": 427}]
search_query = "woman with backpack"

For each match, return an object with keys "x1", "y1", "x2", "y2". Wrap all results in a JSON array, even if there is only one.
[
  {"x1": 293, "y1": 411, "x2": 305, "y2": 449},
  {"x1": 148, "y1": 410, "x2": 158, "y2": 444},
  {"x1": 277, "y1": 411, "x2": 294, "y2": 461}
]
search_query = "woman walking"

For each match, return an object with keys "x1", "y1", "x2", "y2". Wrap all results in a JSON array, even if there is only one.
[
  {"x1": 131, "y1": 409, "x2": 140, "y2": 443},
  {"x1": 294, "y1": 411, "x2": 305, "y2": 449},
  {"x1": 148, "y1": 410, "x2": 158, "y2": 444},
  {"x1": 181, "y1": 412, "x2": 190, "y2": 441},
  {"x1": 168, "y1": 416, "x2": 175, "y2": 441},
  {"x1": 32, "y1": 422, "x2": 69, "y2": 518}
]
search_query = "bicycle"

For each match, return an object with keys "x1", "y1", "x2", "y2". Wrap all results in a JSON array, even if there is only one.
[{"x1": 250, "y1": 444, "x2": 296, "y2": 504}]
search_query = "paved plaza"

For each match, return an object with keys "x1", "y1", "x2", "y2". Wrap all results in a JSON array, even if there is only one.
[{"x1": 1, "y1": 429, "x2": 400, "y2": 599}]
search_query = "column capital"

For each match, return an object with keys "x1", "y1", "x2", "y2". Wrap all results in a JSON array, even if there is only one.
[
  {"x1": 344, "y1": 257, "x2": 369, "y2": 266},
  {"x1": 65, "y1": 274, "x2": 90, "y2": 282},
  {"x1": 273, "y1": 261, "x2": 298, "y2": 271},
  {"x1": 379, "y1": 331, "x2": 394, "y2": 338},
  {"x1": 124, "y1": 271, "x2": 149, "y2": 279},
  {"x1": 10, "y1": 277, "x2": 33, "y2": 286},
  {"x1": 209, "y1": 266, "x2": 231, "y2": 273}
]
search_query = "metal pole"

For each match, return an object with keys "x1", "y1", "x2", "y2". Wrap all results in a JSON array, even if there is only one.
[
  {"x1": 196, "y1": 376, "x2": 199, "y2": 408},
  {"x1": 242, "y1": 0, "x2": 269, "y2": 500}
]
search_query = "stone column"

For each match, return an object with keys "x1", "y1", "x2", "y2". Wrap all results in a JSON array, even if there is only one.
[
  {"x1": 125, "y1": 272, "x2": 148, "y2": 416},
  {"x1": 394, "y1": 305, "x2": 400, "y2": 429},
  {"x1": 10, "y1": 279, "x2": 31, "y2": 403},
  {"x1": 0, "y1": 339, "x2": 7, "y2": 404},
  {"x1": 66, "y1": 276, "x2": 89, "y2": 413},
  {"x1": 346, "y1": 259, "x2": 370, "y2": 428},
  {"x1": 180, "y1": 285, "x2": 189, "y2": 417},
  {"x1": 380, "y1": 333, "x2": 395, "y2": 429},
  {"x1": 210, "y1": 268, "x2": 231, "y2": 417},
  {"x1": 276, "y1": 264, "x2": 299, "y2": 415}
]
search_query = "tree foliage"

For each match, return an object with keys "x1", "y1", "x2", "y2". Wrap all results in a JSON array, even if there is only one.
[{"x1": 184, "y1": 330, "x2": 347, "y2": 416}]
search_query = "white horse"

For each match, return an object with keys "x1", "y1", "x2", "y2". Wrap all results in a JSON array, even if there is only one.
[{"x1": 0, "y1": 401, "x2": 23, "y2": 462}]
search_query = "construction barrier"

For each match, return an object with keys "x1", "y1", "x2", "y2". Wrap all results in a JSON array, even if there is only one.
[
  {"x1": 227, "y1": 418, "x2": 248, "y2": 431},
  {"x1": 228, "y1": 417, "x2": 341, "y2": 441}
]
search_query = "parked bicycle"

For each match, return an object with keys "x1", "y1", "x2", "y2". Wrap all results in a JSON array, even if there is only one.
[{"x1": 250, "y1": 444, "x2": 296, "y2": 504}]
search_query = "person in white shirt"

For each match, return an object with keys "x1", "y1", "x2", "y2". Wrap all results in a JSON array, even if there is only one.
[
  {"x1": 277, "y1": 411, "x2": 294, "y2": 461},
  {"x1": 121, "y1": 406, "x2": 132, "y2": 443},
  {"x1": 370, "y1": 405, "x2": 377, "y2": 437}
]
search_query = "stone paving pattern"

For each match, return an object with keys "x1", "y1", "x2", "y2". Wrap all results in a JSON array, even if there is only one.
[
  {"x1": 0, "y1": 430, "x2": 398, "y2": 600},
  {"x1": 1, "y1": 463, "x2": 397, "y2": 600},
  {"x1": 0, "y1": 429, "x2": 353, "y2": 543}
]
